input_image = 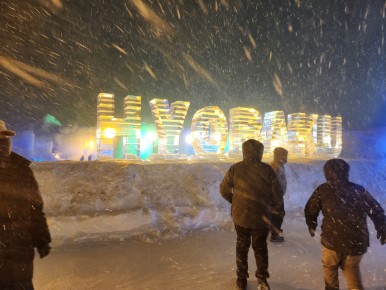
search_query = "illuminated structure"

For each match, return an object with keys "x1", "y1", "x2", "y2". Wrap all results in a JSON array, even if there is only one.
[
  {"x1": 261, "y1": 111, "x2": 288, "y2": 156},
  {"x1": 95, "y1": 93, "x2": 343, "y2": 160},
  {"x1": 287, "y1": 113, "x2": 318, "y2": 158},
  {"x1": 149, "y1": 98, "x2": 190, "y2": 154},
  {"x1": 97, "y1": 93, "x2": 141, "y2": 159},
  {"x1": 330, "y1": 116, "x2": 343, "y2": 157},
  {"x1": 314, "y1": 115, "x2": 342, "y2": 158},
  {"x1": 191, "y1": 106, "x2": 228, "y2": 156},
  {"x1": 228, "y1": 107, "x2": 262, "y2": 155}
]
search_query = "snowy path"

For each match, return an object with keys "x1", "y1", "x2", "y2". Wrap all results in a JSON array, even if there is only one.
[{"x1": 34, "y1": 212, "x2": 386, "y2": 290}]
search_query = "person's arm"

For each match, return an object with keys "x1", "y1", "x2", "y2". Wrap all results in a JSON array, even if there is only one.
[
  {"x1": 362, "y1": 188, "x2": 386, "y2": 245},
  {"x1": 271, "y1": 163, "x2": 287, "y2": 196},
  {"x1": 304, "y1": 187, "x2": 322, "y2": 237},
  {"x1": 270, "y1": 170, "x2": 284, "y2": 216},
  {"x1": 220, "y1": 165, "x2": 234, "y2": 204}
]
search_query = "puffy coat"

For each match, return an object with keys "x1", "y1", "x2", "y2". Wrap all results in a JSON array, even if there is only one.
[
  {"x1": 270, "y1": 162, "x2": 287, "y2": 195},
  {"x1": 220, "y1": 139, "x2": 283, "y2": 229},
  {"x1": 305, "y1": 158, "x2": 386, "y2": 256},
  {"x1": 0, "y1": 152, "x2": 51, "y2": 282}
]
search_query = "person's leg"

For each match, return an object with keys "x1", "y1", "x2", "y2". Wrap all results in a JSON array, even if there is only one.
[
  {"x1": 322, "y1": 246, "x2": 341, "y2": 290},
  {"x1": 0, "y1": 281, "x2": 34, "y2": 290},
  {"x1": 270, "y1": 214, "x2": 284, "y2": 241},
  {"x1": 251, "y1": 228, "x2": 270, "y2": 279},
  {"x1": 251, "y1": 228, "x2": 270, "y2": 289},
  {"x1": 270, "y1": 200, "x2": 285, "y2": 242},
  {"x1": 18, "y1": 281, "x2": 34, "y2": 290},
  {"x1": 341, "y1": 255, "x2": 364, "y2": 290},
  {"x1": 235, "y1": 225, "x2": 251, "y2": 281}
]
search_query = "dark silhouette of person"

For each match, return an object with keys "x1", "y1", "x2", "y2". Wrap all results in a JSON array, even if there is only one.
[
  {"x1": 269, "y1": 147, "x2": 288, "y2": 242},
  {"x1": 220, "y1": 139, "x2": 283, "y2": 290},
  {"x1": 0, "y1": 120, "x2": 52, "y2": 290},
  {"x1": 305, "y1": 158, "x2": 386, "y2": 290}
]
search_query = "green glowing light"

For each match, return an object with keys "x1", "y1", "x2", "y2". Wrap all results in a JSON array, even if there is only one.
[{"x1": 44, "y1": 114, "x2": 62, "y2": 126}]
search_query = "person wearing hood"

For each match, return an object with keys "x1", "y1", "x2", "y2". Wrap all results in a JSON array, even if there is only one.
[
  {"x1": 220, "y1": 139, "x2": 283, "y2": 290},
  {"x1": 304, "y1": 158, "x2": 386, "y2": 290},
  {"x1": 0, "y1": 120, "x2": 51, "y2": 290}
]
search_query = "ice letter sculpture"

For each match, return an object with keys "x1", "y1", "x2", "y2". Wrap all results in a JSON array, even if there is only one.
[
  {"x1": 97, "y1": 93, "x2": 142, "y2": 159},
  {"x1": 287, "y1": 113, "x2": 318, "y2": 158},
  {"x1": 314, "y1": 115, "x2": 342, "y2": 158},
  {"x1": 261, "y1": 111, "x2": 287, "y2": 156},
  {"x1": 191, "y1": 106, "x2": 228, "y2": 156},
  {"x1": 149, "y1": 98, "x2": 190, "y2": 154},
  {"x1": 228, "y1": 107, "x2": 262, "y2": 155}
]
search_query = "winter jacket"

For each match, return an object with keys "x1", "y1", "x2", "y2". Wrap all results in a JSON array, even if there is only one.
[
  {"x1": 270, "y1": 162, "x2": 287, "y2": 195},
  {"x1": 0, "y1": 152, "x2": 51, "y2": 283},
  {"x1": 220, "y1": 139, "x2": 284, "y2": 229},
  {"x1": 304, "y1": 158, "x2": 386, "y2": 256}
]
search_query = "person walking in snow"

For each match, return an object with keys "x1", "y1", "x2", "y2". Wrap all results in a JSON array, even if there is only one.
[
  {"x1": 269, "y1": 147, "x2": 288, "y2": 242},
  {"x1": 220, "y1": 139, "x2": 283, "y2": 290},
  {"x1": 0, "y1": 120, "x2": 52, "y2": 290},
  {"x1": 304, "y1": 158, "x2": 386, "y2": 290}
]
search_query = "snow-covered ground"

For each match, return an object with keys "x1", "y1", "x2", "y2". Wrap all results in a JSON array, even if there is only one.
[
  {"x1": 33, "y1": 211, "x2": 386, "y2": 290},
  {"x1": 29, "y1": 159, "x2": 386, "y2": 289}
]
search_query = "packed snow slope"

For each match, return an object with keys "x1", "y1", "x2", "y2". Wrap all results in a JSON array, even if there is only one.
[{"x1": 31, "y1": 159, "x2": 386, "y2": 245}]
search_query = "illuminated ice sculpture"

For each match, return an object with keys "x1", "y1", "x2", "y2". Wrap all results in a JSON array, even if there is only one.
[
  {"x1": 97, "y1": 93, "x2": 141, "y2": 159},
  {"x1": 287, "y1": 113, "x2": 318, "y2": 158},
  {"x1": 191, "y1": 106, "x2": 228, "y2": 156},
  {"x1": 228, "y1": 107, "x2": 262, "y2": 155},
  {"x1": 261, "y1": 111, "x2": 288, "y2": 156},
  {"x1": 149, "y1": 98, "x2": 190, "y2": 154},
  {"x1": 314, "y1": 115, "x2": 342, "y2": 158},
  {"x1": 95, "y1": 93, "x2": 343, "y2": 160}
]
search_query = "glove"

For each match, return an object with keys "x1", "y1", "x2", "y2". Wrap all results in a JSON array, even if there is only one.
[
  {"x1": 308, "y1": 226, "x2": 316, "y2": 237},
  {"x1": 377, "y1": 231, "x2": 386, "y2": 246},
  {"x1": 37, "y1": 244, "x2": 51, "y2": 259},
  {"x1": 272, "y1": 210, "x2": 285, "y2": 218}
]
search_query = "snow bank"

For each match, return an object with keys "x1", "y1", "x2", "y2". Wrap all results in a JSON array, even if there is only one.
[{"x1": 31, "y1": 159, "x2": 386, "y2": 245}]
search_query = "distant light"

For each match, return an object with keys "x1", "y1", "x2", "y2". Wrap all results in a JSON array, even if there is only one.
[
  {"x1": 103, "y1": 128, "x2": 116, "y2": 139},
  {"x1": 185, "y1": 134, "x2": 192, "y2": 144},
  {"x1": 88, "y1": 140, "x2": 95, "y2": 150},
  {"x1": 213, "y1": 133, "x2": 221, "y2": 142},
  {"x1": 44, "y1": 114, "x2": 62, "y2": 126},
  {"x1": 147, "y1": 131, "x2": 157, "y2": 141}
]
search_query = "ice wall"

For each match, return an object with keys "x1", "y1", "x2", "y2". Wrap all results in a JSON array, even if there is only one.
[{"x1": 31, "y1": 159, "x2": 386, "y2": 244}]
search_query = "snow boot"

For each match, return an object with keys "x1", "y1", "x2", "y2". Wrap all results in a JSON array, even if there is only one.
[
  {"x1": 236, "y1": 278, "x2": 247, "y2": 290},
  {"x1": 257, "y1": 277, "x2": 271, "y2": 290},
  {"x1": 270, "y1": 233, "x2": 284, "y2": 242}
]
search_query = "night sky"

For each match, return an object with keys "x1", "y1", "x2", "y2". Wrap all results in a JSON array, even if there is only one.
[{"x1": 0, "y1": 0, "x2": 385, "y2": 133}]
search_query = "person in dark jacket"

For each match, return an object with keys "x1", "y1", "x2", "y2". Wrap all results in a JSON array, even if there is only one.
[
  {"x1": 305, "y1": 158, "x2": 386, "y2": 290},
  {"x1": 269, "y1": 147, "x2": 288, "y2": 242},
  {"x1": 0, "y1": 120, "x2": 52, "y2": 290},
  {"x1": 220, "y1": 139, "x2": 283, "y2": 290}
]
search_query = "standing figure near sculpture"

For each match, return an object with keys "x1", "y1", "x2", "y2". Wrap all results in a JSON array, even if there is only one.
[
  {"x1": 0, "y1": 120, "x2": 52, "y2": 290},
  {"x1": 220, "y1": 139, "x2": 283, "y2": 290},
  {"x1": 269, "y1": 147, "x2": 288, "y2": 242},
  {"x1": 304, "y1": 158, "x2": 386, "y2": 290}
]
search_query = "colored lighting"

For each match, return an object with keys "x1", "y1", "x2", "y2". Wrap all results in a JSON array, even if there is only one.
[{"x1": 96, "y1": 94, "x2": 343, "y2": 160}]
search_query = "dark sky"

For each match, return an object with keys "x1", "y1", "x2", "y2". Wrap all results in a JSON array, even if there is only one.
[{"x1": 0, "y1": 0, "x2": 385, "y2": 133}]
